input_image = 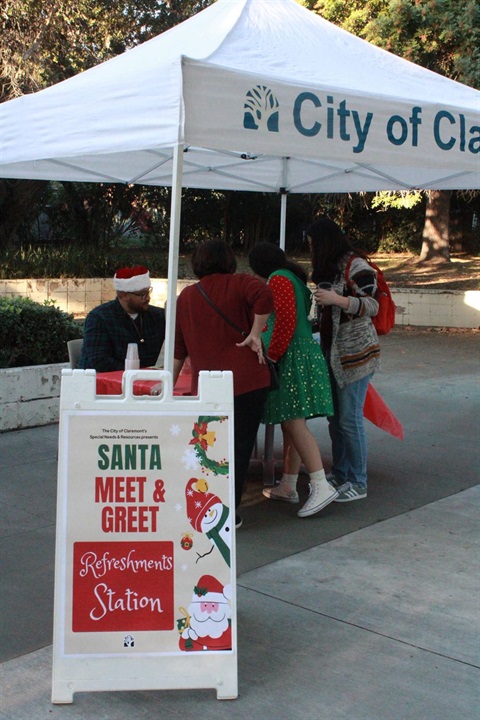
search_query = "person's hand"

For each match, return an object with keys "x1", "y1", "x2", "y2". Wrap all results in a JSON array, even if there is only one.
[
  {"x1": 314, "y1": 287, "x2": 338, "y2": 307},
  {"x1": 236, "y1": 334, "x2": 266, "y2": 364}
]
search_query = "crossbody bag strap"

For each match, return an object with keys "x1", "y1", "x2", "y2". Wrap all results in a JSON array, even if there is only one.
[{"x1": 195, "y1": 283, "x2": 247, "y2": 337}]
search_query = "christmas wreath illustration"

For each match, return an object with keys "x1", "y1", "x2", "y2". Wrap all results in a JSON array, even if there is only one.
[{"x1": 189, "y1": 415, "x2": 229, "y2": 476}]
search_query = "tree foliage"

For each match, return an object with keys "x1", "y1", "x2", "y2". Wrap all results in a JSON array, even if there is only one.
[
  {"x1": 0, "y1": 0, "x2": 215, "y2": 101},
  {"x1": 313, "y1": 0, "x2": 479, "y2": 261},
  {"x1": 313, "y1": 0, "x2": 479, "y2": 88},
  {"x1": 0, "y1": 0, "x2": 215, "y2": 249}
]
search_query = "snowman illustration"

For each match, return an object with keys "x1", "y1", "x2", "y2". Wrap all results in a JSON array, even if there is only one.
[{"x1": 185, "y1": 477, "x2": 232, "y2": 567}]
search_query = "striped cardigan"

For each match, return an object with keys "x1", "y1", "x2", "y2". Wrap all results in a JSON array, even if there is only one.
[{"x1": 328, "y1": 253, "x2": 381, "y2": 388}]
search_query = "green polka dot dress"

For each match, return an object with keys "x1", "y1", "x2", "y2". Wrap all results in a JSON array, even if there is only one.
[{"x1": 262, "y1": 269, "x2": 333, "y2": 424}]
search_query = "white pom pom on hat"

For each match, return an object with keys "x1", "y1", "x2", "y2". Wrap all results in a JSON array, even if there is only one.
[{"x1": 114, "y1": 266, "x2": 150, "y2": 292}]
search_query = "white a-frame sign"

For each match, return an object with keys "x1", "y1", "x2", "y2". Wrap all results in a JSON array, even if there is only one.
[{"x1": 52, "y1": 369, "x2": 237, "y2": 702}]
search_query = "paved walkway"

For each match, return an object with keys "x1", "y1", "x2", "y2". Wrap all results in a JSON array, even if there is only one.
[{"x1": 1, "y1": 329, "x2": 479, "y2": 719}]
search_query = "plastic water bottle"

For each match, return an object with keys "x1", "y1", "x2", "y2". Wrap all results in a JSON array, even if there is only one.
[{"x1": 125, "y1": 343, "x2": 140, "y2": 370}]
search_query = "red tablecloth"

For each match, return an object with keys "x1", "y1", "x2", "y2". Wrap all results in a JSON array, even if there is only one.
[{"x1": 96, "y1": 366, "x2": 192, "y2": 396}]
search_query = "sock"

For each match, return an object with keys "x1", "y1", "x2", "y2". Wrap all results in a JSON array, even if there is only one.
[
  {"x1": 309, "y1": 469, "x2": 327, "y2": 486},
  {"x1": 279, "y1": 473, "x2": 298, "y2": 489}
]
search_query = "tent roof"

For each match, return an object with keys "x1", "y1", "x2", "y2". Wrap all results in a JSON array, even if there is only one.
[{"x1": 1, "y1": 0, "x2": 479, "y2": 191}]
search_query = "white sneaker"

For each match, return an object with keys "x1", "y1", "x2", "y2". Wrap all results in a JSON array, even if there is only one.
[
  {"x1": 297, "y1": 480, "x2": 338, "y2": 517},
  {"x1": 263, "y1": 484, "x2": 299, "y2": 504}
]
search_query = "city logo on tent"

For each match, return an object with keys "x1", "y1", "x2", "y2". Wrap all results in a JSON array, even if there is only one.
[{"x1": 243, "y1": 86, "x2": 279, "y2": 132}]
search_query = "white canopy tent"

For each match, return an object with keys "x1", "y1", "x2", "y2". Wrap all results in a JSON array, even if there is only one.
[{"x1": 1, "y1": 0, "x2": 479, "y2": 369}]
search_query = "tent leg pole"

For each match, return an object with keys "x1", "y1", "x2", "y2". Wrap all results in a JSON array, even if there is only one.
[
  {"x1": 279, "y1": 191, "x2": 287, "y2": 251},
  {"x1": 164, "y1": 144, "x2": 184, "y2": 376}
]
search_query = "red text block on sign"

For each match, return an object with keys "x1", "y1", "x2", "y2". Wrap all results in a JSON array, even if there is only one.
[{"x1": 73, "y1": 542, "x2": 174, "y2": 633}]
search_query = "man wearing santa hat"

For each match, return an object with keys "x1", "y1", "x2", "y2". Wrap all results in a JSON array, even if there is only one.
[
  {"x1": 178, "y1": 574, "x2": 232, "y2": 652},
  {"x1": 79, "y1": 266, "x2": 165, "y2": 371}
]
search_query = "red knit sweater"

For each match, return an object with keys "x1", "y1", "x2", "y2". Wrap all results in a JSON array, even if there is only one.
[{"x1": 175, "y1": 273, "x2": 274, "y2": 396}]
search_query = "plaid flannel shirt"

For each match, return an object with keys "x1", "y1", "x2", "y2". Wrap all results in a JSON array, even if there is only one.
[{"x1": 79, "y1": 298, "x2": 165, "y2": 372}]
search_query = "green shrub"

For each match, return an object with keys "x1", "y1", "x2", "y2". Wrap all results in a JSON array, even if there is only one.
[
  {"x1": 377, "y1": 217, "x2": 423, "y2": 253},
  {"x1": 0, "y1": 297, "x2": 83, "y2": 368},
  {"x1": 0, "y1": 244, "x2": 169, "y2": 279}
]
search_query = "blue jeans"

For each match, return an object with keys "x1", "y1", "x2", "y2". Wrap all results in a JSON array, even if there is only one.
[{"x1": 328, "y1": 371, "x2": 372, "y2": 488}]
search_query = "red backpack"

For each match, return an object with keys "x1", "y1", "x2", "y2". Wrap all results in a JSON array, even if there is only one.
[{"x1": 345, "y1": 255, "x2": 396, "y2": 336}]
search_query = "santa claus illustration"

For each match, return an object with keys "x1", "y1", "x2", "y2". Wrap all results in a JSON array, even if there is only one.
[
  {"x1": 177, "y1": 574, "x2": 232, "y2": 652},
  {"x1": 185, "y1": 477, "x2": 232, "y2": 567}
]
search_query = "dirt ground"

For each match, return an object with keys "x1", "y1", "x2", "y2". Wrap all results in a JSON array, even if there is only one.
[
  {"x1": 371, "y1": 253, "x2": 480, "y2": 291},
  {"x1": 179, "y1": 251, "x2": 479, "y2": 291}
]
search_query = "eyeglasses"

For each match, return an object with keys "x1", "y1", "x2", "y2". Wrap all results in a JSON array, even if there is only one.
[{"x1": 127, "y1": 287, "x2": 153, "y2": 299}]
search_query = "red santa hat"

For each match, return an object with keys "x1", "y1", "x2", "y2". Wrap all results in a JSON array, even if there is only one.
[
  {"x1": 113, "y1": 265, "x2": 150, "y2": 292},
  {"x1": 192, "y1": 575, "x2": 232, "y2": 604},
  {"x1": 185, "y1": 478, "x2": 221, "y2": 532}
]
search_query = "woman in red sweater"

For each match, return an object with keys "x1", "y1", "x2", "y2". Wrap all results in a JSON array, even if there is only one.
[{"x1": 173, "y1": 240, "x2": 274, "y2": 525}]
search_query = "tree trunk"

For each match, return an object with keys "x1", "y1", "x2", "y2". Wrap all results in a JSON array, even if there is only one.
[
  {"x1": 222, "y1": 191, "x2": 233, "y2": 244},
  {"x1": 59, "y1": 182, "x2": 95, "y2": 246},
  {"x1": 419, "y1": 190, "x2": 452, "y2": 263},
  {"x1": 0, "y1": 179, "x2": 48, "y2": 248}
]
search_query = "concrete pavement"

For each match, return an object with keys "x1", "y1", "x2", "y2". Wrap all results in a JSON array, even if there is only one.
[{"x1": 0, "y1": 328, "x2": 479, "y2": 719}]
